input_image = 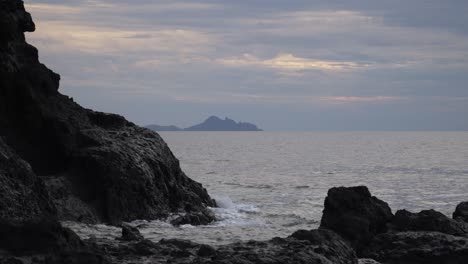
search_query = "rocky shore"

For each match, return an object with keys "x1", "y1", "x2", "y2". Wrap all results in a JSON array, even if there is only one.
[{"x1": 1, "y1": 1, "x2": 468, "y2": 263}]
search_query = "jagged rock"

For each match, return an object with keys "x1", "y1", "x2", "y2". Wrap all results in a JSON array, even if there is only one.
[
  {"x1": 170, "y1": 209, "x2": 216, "y2": 226},
  {"x1": 362, "y1": 231, "x2": 468, "y2": 264},
  {"x1": 391, "y1": 209, "x2": 468, "y2": 237},
  {"x1": 119, "y1": 224, "x2": 143, "y2": 241},
  {"x1": 0, "y1": 0, "x2": 215, "y2": 225},
  {"x1": 319, "y1": 186, "x2": 393, "y2": 252},
  {"x1": 454, "y1": 202, "x2": 468, "y2": 223},
  {"x1": 106, "y1": 229, "x2": 357, "y2": 264},
  {"x1": 0, "y1": 138, "x2": 55, "y2": 221}
]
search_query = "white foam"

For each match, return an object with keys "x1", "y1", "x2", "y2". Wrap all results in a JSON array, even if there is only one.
[{"x1": 210, "y1": 196, "x2": 264, "y2": 227}]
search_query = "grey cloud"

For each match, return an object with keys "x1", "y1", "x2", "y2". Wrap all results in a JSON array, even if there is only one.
[{"x1": 23, "y1": 0, "x2": 468, "y2": 130}]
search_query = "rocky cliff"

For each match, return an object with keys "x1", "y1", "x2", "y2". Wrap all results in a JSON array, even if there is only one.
[{"x1": 0, "y1": 0, "x2": 215, "y2": 225}]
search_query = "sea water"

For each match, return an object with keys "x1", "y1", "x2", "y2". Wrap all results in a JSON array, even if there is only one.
[{"x1": 65, "y1": 132, "x2": 468, "y2": 245}]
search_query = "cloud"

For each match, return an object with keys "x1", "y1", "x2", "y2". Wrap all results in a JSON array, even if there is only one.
[
  {"x1": 319, "y1": 96, "x2": 405, "y2": 104},
  {"x1": 22, "y1": 0, "x2": 468, "y2": 130},
  {"x1": 218, "y1": 53, "x2": 365, "y2": 72}
]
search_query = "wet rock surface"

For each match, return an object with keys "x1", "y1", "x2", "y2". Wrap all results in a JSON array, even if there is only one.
[
  {"x1": 362, "y1": 231, "x2": 468, "y2": 264},
  {"x1": 319, "y1": 186, "x2": 393, "y2": 252},
  {"x1": 391, "y1": 209, "x2": 468, "y2": 237},
  {"x1": 320, "y1": 186, "x2": 468, "y2": 264},
  {"x1": 454, "y1": 202, "x2": 468, "y2": 223},
  {"x1": 98, "y1": 229, "x2": 357, "y2": 264},
  {"x1": 119, "y1": 224, "x2": 144, "y2": 241}
]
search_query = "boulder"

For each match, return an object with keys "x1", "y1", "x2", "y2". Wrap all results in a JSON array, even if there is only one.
[
  {"x1": 0, "y1": 0, "x2": 215, "y2": 225},
  {"x1": 319, "y1": 186, "x2": 393, "y2": 252},
  {"x1": 454, "y1": 202, "x2": 468, "y2": 223},
  {"x1": 119, "y1": 224, "x2": 143, "y2": 241},
  {"x1": 391, "y1": 209, "x2": 468, "y2": 237},
  {"x1": 362, "y1": 231, "x2": 468, "y2": 264}
]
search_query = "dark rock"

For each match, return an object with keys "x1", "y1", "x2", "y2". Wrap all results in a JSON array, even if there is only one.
[
  {"x1": 197, "y1": 244, "x2": 216, "y2": 257},
  {"x1": 171, "y1": 209, "x2": 216, "y2": 226},
  {"x1": 0, "y1": 218, "x2": 111, "y2": 264},
  {"x1": 319, "y1": 186, "x2": 393, "y2": 252},
  {"x1": 454, "y1": 202, "x2": 468, "y2": 223},
  {"x1": 44, "y1": 176, "x2": 99, "y2": 224},
  {"x1": 0, "y1": 0, "x2": 216, "y2": 225},
  {"x1": 362, "y1": 231, "x2": 468, "y2": 264},
  {"x1": 0, "y1": 218, "x2": 83, "y2": 255},
  {"x1": 134, "y1": 239, "x2": 159, "y2": 256},
  {"x1": 102, "y1": 229, "x2": 357, "y2": 263},
  {"x1": 391, "y1": 209, "x2": 468, "y2": 237},
  {"x1": 119, "y1": 224, "x2": 143, "y2": 241},
  {"x1": 0, "y1": 138, "x2": 55, "y2": 221}
]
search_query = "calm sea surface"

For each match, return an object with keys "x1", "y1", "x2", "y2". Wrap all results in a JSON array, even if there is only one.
[{"x1": 66, "y1": 132, "x2": 468, "y2": 245}]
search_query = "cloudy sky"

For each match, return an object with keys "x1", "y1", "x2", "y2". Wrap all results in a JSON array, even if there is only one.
[{"x1": 24, "y1": 0, "x2": 468, "y2": 130}]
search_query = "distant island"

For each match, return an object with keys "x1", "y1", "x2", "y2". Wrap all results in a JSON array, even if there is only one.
[{"x1": 146, "y1": 116, "x2": 263, "y2": 131}]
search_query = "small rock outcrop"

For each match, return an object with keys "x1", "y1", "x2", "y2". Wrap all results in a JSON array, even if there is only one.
[
  {"x1": 391, "y1": 209, "x2": 468, "y2": 237},
  {"x1": 319, "y1": 186, "x2": 393, "y2": 252},
  {"x1": 362, "y1": 231, "x2": 468, "y2": 264},
  {"x1": 119, "y1": 224, "x2": 144, "y2": 241},
  {"x1": 146, "y1": 116, "x2": 263, "y2": 131},
  {"x1": 0, "y1": 0, "x2": 215, "y2": 225},
  {"x1": 454, "y1": 202, "x2": 468, "y2": 223}
]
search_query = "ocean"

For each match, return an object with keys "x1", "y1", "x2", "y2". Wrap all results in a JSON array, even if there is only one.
[{"x1": 65, "y1": 131, "x2": 468, "y2": 245}]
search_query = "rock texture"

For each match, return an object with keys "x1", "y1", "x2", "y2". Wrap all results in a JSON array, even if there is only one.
[
  {"x1": 319, "y1": 186, "x2": 393, "y2": 252},
  {"x1": 119, "y1": 224, "x2": 144, "y2": 242},
  {"x1": 99, "y1": 229, "x2": 357, "y2": 264},
  {"x1": 362, "y1": 231, "x2": 468, "y2": 264},
  {"x1": 321, "y1": 186, "x2": 468, "y2": 263},
  {"x1": 454, "y1": 202, "x2": 468, "y2": 223},
  {"x1": 0, "y1": 219, "x2": 110, "y2": 264},
  {"x1": 0, "y1": 0, "x2": 215, "y2": 225},
  {"x1": 391, "y1": 209, "x2": 468, "y2": 237},
  {"x1": 0, "y1": 138, "x2": 55, "y2": 221}
]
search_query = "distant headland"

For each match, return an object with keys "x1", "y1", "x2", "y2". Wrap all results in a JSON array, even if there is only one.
[{"x1": 146, "y1": 116, "x2": 263, "y2": 131}]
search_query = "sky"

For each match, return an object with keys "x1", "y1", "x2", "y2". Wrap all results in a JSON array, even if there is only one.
[{"x1": 24, "y1": 0, "x2": 468, "y2": 131}]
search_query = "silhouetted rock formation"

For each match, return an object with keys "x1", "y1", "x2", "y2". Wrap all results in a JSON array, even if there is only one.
[
  {"x1": 454, "y1": 202, "x2": 468, "y2": 223},
  {"x1": 185, "y1": 116, "x2": 262, "y2": 131},
  {"x1": 0, "y1": 0, "x2": 215, "y2": 225},
  {"x1": 319, "y1": 186, "x2": 393, "y2": 253},
  {"x1": 391, "y1": 209, "x2": 468, "y2": 237},
  {"x1": 321, "y1": 186, "x2": 468, "y2": 263},
  {"x1": 362, "y1": 231, "x2": 468, "y2": 264},
  {"x1": 146, "y1": 116, "x2": 262, "y2": 131}
]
